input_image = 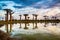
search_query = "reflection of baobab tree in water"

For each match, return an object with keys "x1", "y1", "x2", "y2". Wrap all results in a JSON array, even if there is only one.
[
  {"x1": 32, "y1": 23, "x2": 38, "y2": 29},
  {"x1": 5, "y1": 24, "x2": 13, "y2": 33},
  {"x1": 19, "y1": 23, "x2": 22, "y2": 28},
  {"x1": 0, "y1": 22, "x2": 59, "y2": 34},
  {"x1": 24, "y1": 23, "x2": 28, "y2": 29},
  {"x1": 27, "y1": 17, "x2": 30, "y2": 26},
  {"x1": 44, "y1": 22, "x2": 48, "y2": 27},
  {"x1": 32, "y1": 23, "x2": 35, "y2": 29},
  {"x1": 51, "y1": 23, "x2": 57, "y2": 26},
  {"x1": 5, "y1": 24, "x2": 8, "y2": 33},
  {"x1": 35, "y1": 23, "x2": 38, "y2": 29}
]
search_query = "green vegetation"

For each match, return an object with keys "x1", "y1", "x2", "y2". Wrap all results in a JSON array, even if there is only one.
[
  {"x1": 0, "y1": 20, "x2": 60, "y2": 24},
  {"x1": 13, "y1": 33, "x2": 60, "y2": 40}
]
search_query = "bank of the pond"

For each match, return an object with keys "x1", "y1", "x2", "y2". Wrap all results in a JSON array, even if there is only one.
[
  {"x1": 1, "y1": 30, "x2": 60, "y2": 40},
  {"x1": 11, "y1": 33, "x2": 60, "y2": 40},
  {"x1": 0, "y1": 30, "x2": 19, "y2": 40}
]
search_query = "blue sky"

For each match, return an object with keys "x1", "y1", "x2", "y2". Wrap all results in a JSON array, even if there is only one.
[
  {"x1": 0, "y1": 0, "x2": 60, "y2": 20},
  {"x1": 0, "y1": 0, "x2": 60, "y2": 9}
]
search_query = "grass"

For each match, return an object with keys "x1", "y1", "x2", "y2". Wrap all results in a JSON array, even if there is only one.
[
  {"x1": 0, "y1": 20, "x2": 60, "y2": 24},
  {"x1": 12, "y1": 33, "x2": 60, "y2": 40}
]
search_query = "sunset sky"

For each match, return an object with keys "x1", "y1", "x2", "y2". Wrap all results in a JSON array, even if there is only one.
[{"x1": 0, "y1": 0, "x2": 60, "y2": 19}]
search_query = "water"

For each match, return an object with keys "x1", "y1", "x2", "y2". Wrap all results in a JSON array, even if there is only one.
[{"x1": 0, "y1": 23, "x2": 60, "y2": 36}]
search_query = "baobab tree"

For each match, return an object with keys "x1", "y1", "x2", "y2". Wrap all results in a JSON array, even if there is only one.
[
  {"x1": 28, "y1": 17, "x2": 30, "y2": 20},
  {"x1": 35, "y1": 14, "x2": 38, "y2": 20},
  {"x1": 32, "y1": 14, "x2": 35, "y2": 20},
  {"x1": 32, "y1": 14, "x2": 38, "y2": 20},
  {"x1": 4, "y1": 9, "x2": 12, "y2": 21},
  {"x1": 54, "y1": 16, "x2": 57, "y2": 20},
  {"x1": 51, "y1": 16, "x2": 57, "y2": 20},
  {"x1": 24, "y1": 14, "x2": 28, "y2": 20},
  {"x1": 19, "y1": 15, "x2": 22, "y2": 20},
  {"x1": 43, "y1": 15, "x2": 49, "y2": 20}
]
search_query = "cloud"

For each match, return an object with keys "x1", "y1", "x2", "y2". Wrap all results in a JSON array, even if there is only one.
[
  {"x1": 0, "y1": 10, "x2": 6, "y2": 16},
  {"x1": 0, "y1": 0, "x2": 60, "y2": 9},
  {"x1": 0, "y1": 1, "x2": 22, "y2": 10},
  {"x1": 14, "y1": 7, "x2": 39, "y2": 14},
  {"x1": 30, "y1": 0, "x2": 60, "y2": 9},
  {"x1": 13, "y1": 0, "x2": 60, "y2": 9},
  {"x1": 45, "y1": 7, "x2": 60, "y2": 16},
  {"x1": 0, "y1": 0, "x2": 60, "y2": 20}
]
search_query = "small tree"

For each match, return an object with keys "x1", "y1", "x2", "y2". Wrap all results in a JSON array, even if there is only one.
[
  {"x1": 19, "y1": 15, "x2": 22, "y2": 20},
  {"x1": 43, "y1": 15, "x2": 48, "y2": 20}
]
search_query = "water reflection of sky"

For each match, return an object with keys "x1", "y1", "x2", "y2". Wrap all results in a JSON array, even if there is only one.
[{"x1": 0, "y1": 23, "x2": 60, "y2": 35}]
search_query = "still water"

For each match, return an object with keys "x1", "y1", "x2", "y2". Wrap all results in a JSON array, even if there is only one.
[{"x1": 0, "y1": 23, "x2": 60, "y2": 35}]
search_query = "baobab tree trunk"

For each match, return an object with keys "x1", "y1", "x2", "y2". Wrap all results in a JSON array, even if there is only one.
[
  {"x1": 35, "y1": 16, "x2": 37, "y2": 20},
  {"x1": 19, "y1": 15, "x2": 22, "y2": 20},
  {"x1": 5, "y1": 14, "x2": 9, "y2": 33},
  {"x1": 6, "y1": 11, "x2": 9, "y2": 21},
  {"x1": 5, "y1": 23, "x2": 9, "y2": 33},
  {"x1": 24, "y1": 15, "x2": 27, "y2": 20},
  {"x1": 33, "y1": 16, "x2": 34, "y2": 20},
  {"x1": 10, "y1": 13, "x2": 13, "y2": 32}
]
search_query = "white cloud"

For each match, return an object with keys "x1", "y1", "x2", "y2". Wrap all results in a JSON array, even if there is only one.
[
  {"x1": 45, "y1": 7, "x2": 60, "y2": 16},
  {"x1": 0, "y1": 10, "x2": 6, "y2": 16},
  {"x1": 31, "y1": 0, "x2": 53, "y2": 9},
  {"x1": 0, "y1": 1, "x2": 22, "y2": 6},
  {"x1": 0, "y1": 1, "x2": 60, "y2": 20},
  {"x1": 0, "y1": 6, "x2": 60, "y2": 20},
  {"x1": 0, "y1": 1, "x2": 22, "y2": 11},
  {"x1": 14, "y1": 7, "x2": 38, "y2": 14},
  {"x1": 2, "y1": 6, "x2": 15, "y2": 11}
]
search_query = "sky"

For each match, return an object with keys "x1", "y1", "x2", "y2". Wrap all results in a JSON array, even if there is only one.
[{"x1": 0, "y1": 0, "x2": 60, "y2": 19}]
